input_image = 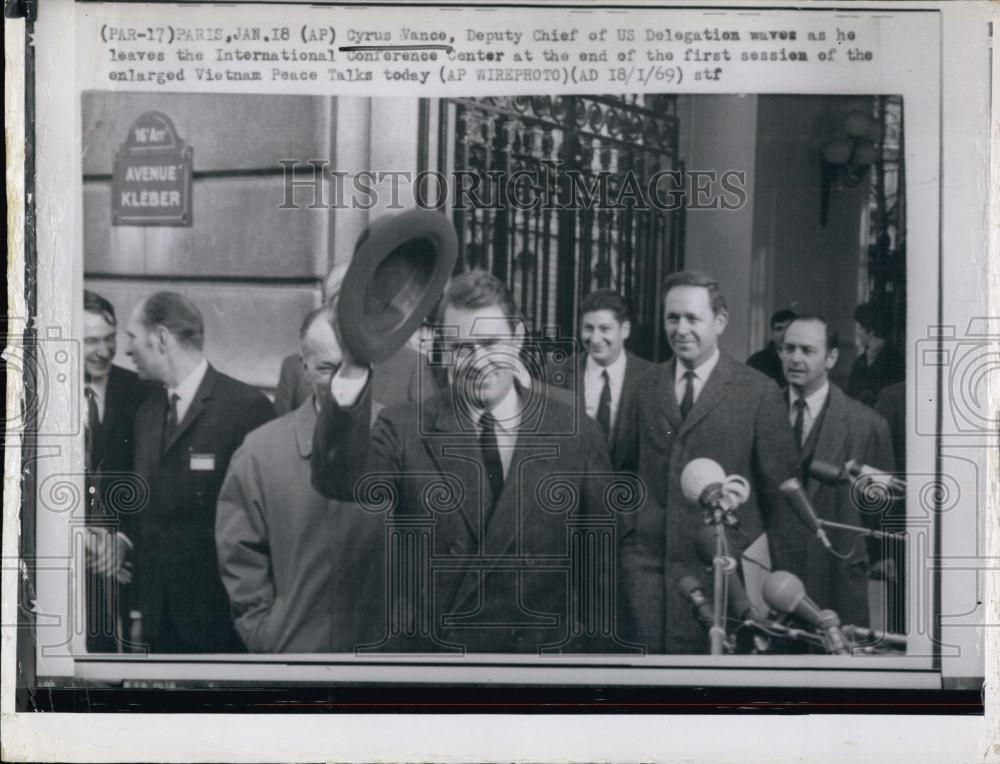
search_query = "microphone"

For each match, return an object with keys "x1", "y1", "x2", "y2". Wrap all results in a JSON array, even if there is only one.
[
  {"x1": 780, "y1": 477, "x2": 833, "y2": 549},
  {"x1": 679, "y1": 575, "x2": 715, "y2": 632},
  {"x1": 809, "y1": 459, "x2": 906, "y2": 496},
  {"x1": 693, "y1": 527, "x2": 761, "y2": 622},
  {"x1": 808, "y1": 460, "x2": 848, "y2": 486},
  {"x1": 841, "y1": 624, "x2": 907, "y2": 650},
  {"x1": 846, "y1": 460, "x2": 907, "y2": 496},
  {"x1": 680, "y1": 458, "x2": 750, "y2": 515},
  {"x1": 681, "y1": 458, "x2": 727, "y2": 509},
  {"x1": 761, "y1": 571, "x2": 850, "y2": 655}
]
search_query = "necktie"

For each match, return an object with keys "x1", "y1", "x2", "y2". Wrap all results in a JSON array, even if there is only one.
[
  {"x1": 163, "y1": 392, "x2": 181, "y2": 449},
  {"x1": 679, "y1": 369, "x2": 696, "y2": 420},
  {"x1": 84, "y1": 385, "x2": 100, "y2": 470},
  {"x1": 596, "y1": 369, "x2": 612, "y2": 437},
  {"x1": 479, "y1": 411, "x2": 505, "y2": 513},
  {"x1": 792, "y1": 398, "x2": 807, "y2": 449}
]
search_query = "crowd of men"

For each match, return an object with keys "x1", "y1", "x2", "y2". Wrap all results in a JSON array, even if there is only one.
[{"x1": 81, "y1": 250, "x2": 905, "y2": 655}]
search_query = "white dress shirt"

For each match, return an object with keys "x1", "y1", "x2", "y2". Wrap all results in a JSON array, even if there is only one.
[
  {"x1": 788, "y1": 381, "x2": 830, "y2": 445},
  {"x1": 584, "y1": 351, "x2": 627, "y2": 431},
  {"x1": 166, "y1": 358, "x2": 209, "y2": 424},
  {"x1": 674, "y1": 347, "x2": 721, "y2": 407}
]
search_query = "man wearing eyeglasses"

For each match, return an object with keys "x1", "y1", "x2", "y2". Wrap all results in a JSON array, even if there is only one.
[{"x1": 311, "y1": 269, "x2": 640, "y2": 654}]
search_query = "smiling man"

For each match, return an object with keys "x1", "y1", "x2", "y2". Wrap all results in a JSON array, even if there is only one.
[
  {"x1": 81, "y1": 290, "x2": 153, "y2": 652},
  {"x1": 780, "y1": 315, "x2": 895, "y2": 628},
  {"x1": 622, "y1": 270, "x2": 801, "y2": 654},
  {"x1": 564, "y1": 289, "x2": 656, "y2": 471},
  {"x1": 311, "y1": 269, "x2": 634, "y2": 653}
]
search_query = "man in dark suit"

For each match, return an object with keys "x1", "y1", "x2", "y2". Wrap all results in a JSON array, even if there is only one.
[
  {"x1": 216, "y1": 307, "x2": 386, "y2": 652},
  {"x1": 847, "y1": 302, "x2": 903, "y2": 407},
  {"x1": 561, "y1": 289, "x2": 656, "y2": 471},
  {"x1": 273, "y1": 263, "x2": 438, "y2": 415},
  {"x1": 311, "y1": 270, "x2": 637, "y2": 654},
  {"x1": 780, "y1": 315, "x2": 895, "y2": 628},
  {"x1": 623, "y1": 271, "x2": 801, "y2": 654},
  {"x1": 124, "y1": 291, "x2": 274, "y2": 653},
  {"x1": 81, "y1": 290, "x2": 153, "y2": 652},
  {"x1": 746, "y1": 308, "x2": 797, "y2": 387}
]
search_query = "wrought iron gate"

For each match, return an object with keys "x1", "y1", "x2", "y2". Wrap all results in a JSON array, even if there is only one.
[
  {"x1": 866, "y1": 95, "x2": 905, "y2": 352},
  {"x1": 437, "y1": 95, "x2": 684, "y2": 361}
]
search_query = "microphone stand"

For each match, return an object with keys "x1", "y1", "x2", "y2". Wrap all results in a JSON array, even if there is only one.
[
  {"x1": 708, "y1": 513, "x2": 728, "y2": 656},
  {"x1": 693, "y1": 473, "x2": 751, "y2": 656},
  {"x1": 817, "y1": 518, "x2": 907, "y2": 542}
]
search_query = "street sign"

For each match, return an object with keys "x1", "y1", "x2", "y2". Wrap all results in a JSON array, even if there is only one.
[{"x1": 112, "y1": 111, "x2": 193, "y2": 226}]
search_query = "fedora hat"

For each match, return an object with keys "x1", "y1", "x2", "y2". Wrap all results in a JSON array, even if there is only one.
[{"x1": 336, "y1": 209, "x2": 458, "y2": 364}]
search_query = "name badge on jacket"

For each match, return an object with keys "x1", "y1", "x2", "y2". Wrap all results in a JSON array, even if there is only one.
[{"x1": 190, "y1": 453, "x2": 216, "y2": 471}]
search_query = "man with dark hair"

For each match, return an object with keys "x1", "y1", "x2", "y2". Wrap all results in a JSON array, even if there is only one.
[
  {"x1": 561, "y1": 289, "x2": 656, "y2": 470},
  {"x1": 780, "y1": 315, "x2": 895, "y2": 627},
  {"x1": 746, "y1": 308, "x2": 798, "y2": 386},
  {"x1": 624, "y1": 270, "x2": 801, "y2": 654},
  {"x1": 81, "y1": 289, "x2": 153, "y2": 651},
  {"x1": 125, "y1": 291, "x2": 274, "y2": 652},
  {"x1": 311, "y1": 269, "x2": 634, "y2": 653},
  {"x1": 216, "y1": 307, "x2": 386, "y2": 652},
  {"x1": 847, "y1": 302, "x2": 903, "y2": 407}
]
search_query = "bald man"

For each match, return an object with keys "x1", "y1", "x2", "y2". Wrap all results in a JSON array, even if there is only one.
[{"x1": 216, "y1": 307, "x2": 386, "y2": 652}]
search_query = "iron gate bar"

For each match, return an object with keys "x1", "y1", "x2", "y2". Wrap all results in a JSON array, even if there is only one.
[{"x1": 440, "y1": 94, "x2": 685, "y2": 361}]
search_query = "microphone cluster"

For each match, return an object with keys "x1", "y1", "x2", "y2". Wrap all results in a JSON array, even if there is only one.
[
  {"x1": 678, "y1": 567, "x2": 907, "y2": 655},
  {"x1": 680, "y1": 458, "x2": 751, "y2": 524},
  {"x1": 675, "y1": 457, "x2": 907, "y2": 655}
]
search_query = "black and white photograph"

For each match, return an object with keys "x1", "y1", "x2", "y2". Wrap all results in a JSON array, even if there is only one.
[
  {"x1": 3, "y1": 1, "x2": 996, "y2": 761},
  {"x1": 74, "y1": 89, "x2": 913, "y2": 660}
]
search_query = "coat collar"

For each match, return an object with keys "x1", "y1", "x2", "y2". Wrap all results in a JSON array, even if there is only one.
[{"x1": 292, "y1": 397, "x2": 319, "y2": 459}]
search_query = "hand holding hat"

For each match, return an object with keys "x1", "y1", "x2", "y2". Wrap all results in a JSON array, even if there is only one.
[{"x1": 335, "y1": 209, "x2": 458, "y2": 365}]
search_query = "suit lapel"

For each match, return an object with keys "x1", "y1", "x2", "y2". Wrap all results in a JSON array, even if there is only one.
[
  {"x1": 656, "y1": 358, "x2": 683, "y2": 432},
  {"x1": 164, "y1": 365, "x2": 216, "y2": 453},
  {"x1": 568, "y1": 356, "x2": 585, "y2": 409},
  {"x1": 425, "y1": 393, "x2": 484, "y2": 544},
  {"x1": 782, "y1": 387, "x2": 808, "y2": 463},
  {"x1": 677, "y1": 352, "x2": 733, "y2": 437},
  {"x1": 610, "y1": 352, "x2": 637, "y2": 458},
  {"x1": 481, "y1": 390, "x2": 560, "y2": 556},
  {"x1": 100, "y1": 366, "x2": 141, "y2": 463},
  {"x1": 808, "y1": 387, "x2": 849, "y2": 498},
  {"x1": 136, "y1": 389, "x2": 169, "y2": 468},
  {"x1": 96, "y1": 368, "x2": 121, "y2": 464}
]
